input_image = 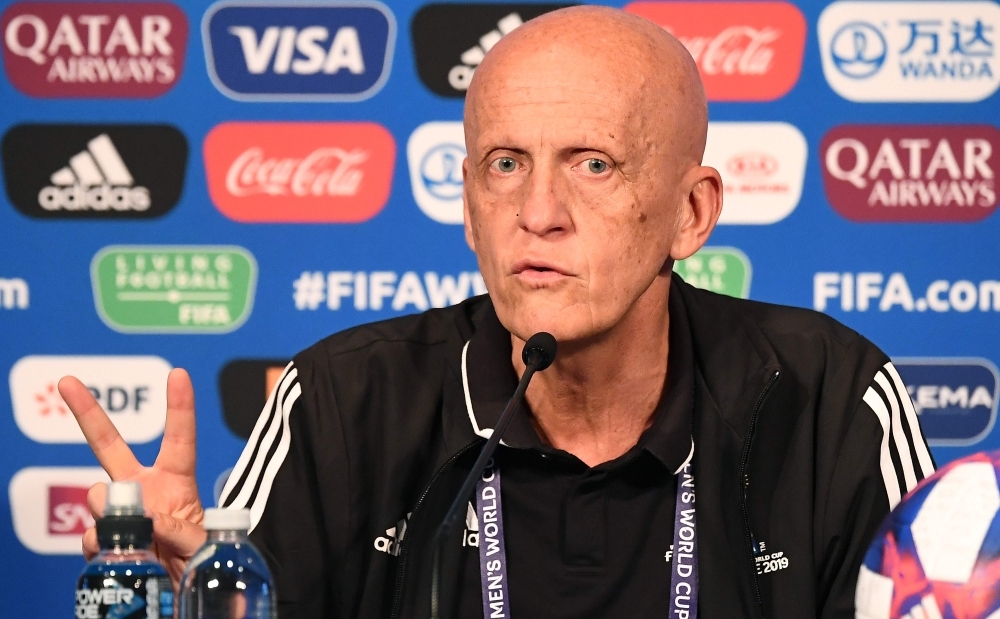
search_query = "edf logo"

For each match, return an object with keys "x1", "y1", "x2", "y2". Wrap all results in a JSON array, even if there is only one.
[
  {"x1": 202, "y1": 1, "x2": 395, "y2": 101},
  {"x1": 894, "y1": 357, "x2": 999, "y2": 446}
]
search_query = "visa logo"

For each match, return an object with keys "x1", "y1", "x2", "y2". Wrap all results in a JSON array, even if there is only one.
[
  {"x1": 894, "y1": 357, "x2": 1000, "y2": 447},
  {"x1": 202, "y1": 2, "x2": 395, "y2": 101}
]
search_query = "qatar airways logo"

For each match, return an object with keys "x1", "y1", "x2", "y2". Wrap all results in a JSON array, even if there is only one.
[
  {"x1": 624, "y1": 2, "x2": 806, "y2": 100},
  {"x1": 821, "y1": 125, "x2": 998, "y2": 222},
  {"x1": 204, "y1": 122, "x2": 395, "y2": 223},
  {"x1": 1, "y1": 2, "x2": 188, "y2": 98}
]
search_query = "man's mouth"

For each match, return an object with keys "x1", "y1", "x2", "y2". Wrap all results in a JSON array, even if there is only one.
[{"x1": 512, "y1": 260, "x2": 571, "y2": 284}]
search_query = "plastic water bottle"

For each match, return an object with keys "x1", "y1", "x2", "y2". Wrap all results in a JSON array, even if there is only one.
[
  {"x1": 75, "y1": 481, "x2": 174, "y2": 619},
  {"x1": 180, "y1": 508, "x2": 276, "y2": 619}
]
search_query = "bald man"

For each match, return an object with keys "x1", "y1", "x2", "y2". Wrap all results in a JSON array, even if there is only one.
[{"x1": 60, "y1": 6, "x2": 934, "y2": 619}]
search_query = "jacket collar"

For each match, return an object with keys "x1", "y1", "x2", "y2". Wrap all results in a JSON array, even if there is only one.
[
  {"x1": 454, "y1": 277, "x2": 697, "y2": 474},
  {"x1": 441, "y1": 272, "x2": 784, "y2": 458},
  {"x1": 672, "y1": 273, "x2": 782, "y2": 441}
]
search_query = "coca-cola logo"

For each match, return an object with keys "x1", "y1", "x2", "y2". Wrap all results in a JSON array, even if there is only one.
[
  {"x1": 48, "y1": 486, "x2": 93, "y2": 535},
  {"x1": 226, "y1": 147, "x2": 367, "y2": 198},
  {"x1": 624, "y1": 2, "x2": 806, "y2": 101},
  {"x1": 204, "y1": 122, "x2": 395, "y2": 223},
  {"x1": 821, "y1": 125, "x2": 1000, "y2": 222},
  {"x1": 1, "y1": 2, "x2": 187, "y2": 98},
  {"x1": 727, "y1": 152, "x2": 778, "y2": 178}
]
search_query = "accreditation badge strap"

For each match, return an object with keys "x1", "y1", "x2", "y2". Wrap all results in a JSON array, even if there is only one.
[{"x1": 475, "y1": 455, "x2": 699, "y2": 619}]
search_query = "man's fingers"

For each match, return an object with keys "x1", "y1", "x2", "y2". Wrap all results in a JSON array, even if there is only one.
[
  {"x1": 58, "y1": 376, "x2": 142, "y2": 480},
  {"x1": 154, "y1": 368, "x2": 197, "y2": 476},
  {"x1": 82, "y1": 527, "x2": 99, "y2": 560},
  {"x1": 150, "y1": 511, "x2": 207, "y2": 559},
  {"x1": 87, "y1": 482, "x2": 107, "y2": 519}
]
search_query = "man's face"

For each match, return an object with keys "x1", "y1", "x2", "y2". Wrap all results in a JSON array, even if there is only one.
[{"x1": 463, "y1": 44, "x2": 690, "y2": 344}]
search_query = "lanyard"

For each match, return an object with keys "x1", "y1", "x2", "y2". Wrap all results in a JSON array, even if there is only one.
[{"x1": 475, "y1": 457, "x2": 698, "y2": 619}]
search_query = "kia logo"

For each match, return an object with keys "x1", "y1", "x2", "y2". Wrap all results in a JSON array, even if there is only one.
[{"x1": 726, "y1": 152, "x2": 778, "y2": 177}]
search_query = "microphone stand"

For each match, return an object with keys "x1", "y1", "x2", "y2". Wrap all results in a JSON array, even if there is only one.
[{"x1": 429, "y1": 333, "x2": 556, "y2": 619}]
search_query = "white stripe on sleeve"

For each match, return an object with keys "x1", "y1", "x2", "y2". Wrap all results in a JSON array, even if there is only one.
[
  {"x1": 874, "y1": 371, "x2": 918, "y2": 490},
  {"x1": 862, "y1": 386, "x2": 902, "y2": 509},
  {"x1": 883, "y1": 361, "x2": 936, "y2": 478}
]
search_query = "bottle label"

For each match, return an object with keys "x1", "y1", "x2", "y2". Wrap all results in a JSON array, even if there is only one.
[{"x1": 75, "y1": 574, "x2": 173, "y2": 619}]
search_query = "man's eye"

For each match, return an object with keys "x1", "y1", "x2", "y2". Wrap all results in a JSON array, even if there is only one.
[
  {"x1": 586, "y1": 159, "x2": 608, "y2": 174},
  {"x1": 493, "y1": 157, "x2": 517, "y2": 173}
]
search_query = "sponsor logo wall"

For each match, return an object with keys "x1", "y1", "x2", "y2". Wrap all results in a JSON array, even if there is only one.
[{"x1": 0, "y1": 0, "x2": 996, "y2": 614}]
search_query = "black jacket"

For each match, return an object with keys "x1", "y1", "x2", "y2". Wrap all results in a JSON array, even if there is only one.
[{"x1": 218, "y1": 275, "x2": 934, "y2": 618}]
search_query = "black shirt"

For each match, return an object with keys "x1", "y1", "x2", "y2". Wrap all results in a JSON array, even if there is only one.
[{"x1": 455, "y1": 291, "x2": 695, "y2": 618}]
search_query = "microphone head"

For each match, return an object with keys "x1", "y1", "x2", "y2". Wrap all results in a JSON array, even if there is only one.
[{"x1": 522, "y1": 332, "x2": 557, "y2": 371}]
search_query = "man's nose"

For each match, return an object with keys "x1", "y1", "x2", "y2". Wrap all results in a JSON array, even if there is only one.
[{"x1": 517, "y1": 162, "x2": 572, "y2": 236}]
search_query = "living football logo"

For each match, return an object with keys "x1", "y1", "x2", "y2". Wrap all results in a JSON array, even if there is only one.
[
  {"x1": 893, "y1": 358, "x2": 999, "y2": 446},
  {"x1": 625, "y1": 1, "x2": 806, "y2": 101},
  {"x1": 204, "y1": 122, "x2": 395, "y2": 223},
  {"x1": 91, "y1": 245, "x2": 257, "y2": 333},
  {"x1": 411, "y1": 4, "x2": 573, "y2": 98},
  {"x1": 407, "y1": 121, "x2": 465, "y2": 223},
  {"x1": 674, "y1": 247, "x2": 752, "y2": 299},
  {"x1": 218, "y1": 359, "x2": 291, "y2": 439},
  {"x1": 10, "y1": 467, "x2": 110, "y2": 554},
  {"x1": 1, "y1": 124, "x2": 187, "y2": 219},
  {"x1": 1, "y1": 2, "x2": 187, "y2": 98},
  {"x1": 821, "y1": 125, "x2": 999, "y2": 222},
  {"x1": 818, "y1": 1, "x2": 1000, "y2": 102},
  {"x1": 703, "y1": 122, "x2": 807, "y2": 224},
  {"x1": 202, "y1": 1, "x2": 395, "y2": 101},
  {"x1": 9, "y1": 355, "x2": 171, "y2": 443}
]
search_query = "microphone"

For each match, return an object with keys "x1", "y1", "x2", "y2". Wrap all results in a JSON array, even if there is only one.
[{"x1": 429, "y1": 332, "x2": 557, "y2": 619}]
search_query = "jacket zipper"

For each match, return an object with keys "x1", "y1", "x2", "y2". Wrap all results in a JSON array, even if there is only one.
[
  {"x1": 740, "y1": 369, "x2": 779, "y2": 619},
  {"x1": 390, "y1": 441, "x2": 482, "y2": 619}
]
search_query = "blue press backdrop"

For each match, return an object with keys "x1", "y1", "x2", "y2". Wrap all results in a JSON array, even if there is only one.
[{"x1": 1, "y1": 0, "x2": 997, "y2": 615}]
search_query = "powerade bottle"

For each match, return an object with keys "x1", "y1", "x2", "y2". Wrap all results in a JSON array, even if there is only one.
[
  {"x1": 180, "y1": 508, "x2": 276, "y2": 619},
  {"x1": 75, "y1": 481, "x2": 174, "y2": 619}
]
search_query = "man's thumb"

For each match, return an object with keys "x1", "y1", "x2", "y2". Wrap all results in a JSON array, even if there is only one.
[{"x1": 150, "y1": 511, "x2": 207, "y2": 559}]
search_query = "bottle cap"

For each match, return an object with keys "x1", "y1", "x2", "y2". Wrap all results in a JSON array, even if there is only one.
[
  {"x1": 96, "y1": 481, "x2": 152, "y2": 549},
  {"x1": 203, "y1": 508, "x2": 251, "y2": 531},
  {"x1": 104, "y1": 481, "x2": 144, "y2": 517}
]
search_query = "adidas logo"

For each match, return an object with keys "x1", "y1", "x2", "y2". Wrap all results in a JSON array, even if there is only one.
[
  {"x1": 373, "y1": 515, "x2": 409, "y2": 556},
  {"x1": 448, "y1": 13, "x2": 523, "y2": 91},
  {"x1": 462, "y1": 501, "x2": 480, "y2": 548},
  {"x1": 37, "y1": 134, "x2": 150, "y2": 212}
]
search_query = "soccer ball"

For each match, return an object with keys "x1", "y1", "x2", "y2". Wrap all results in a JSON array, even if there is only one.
[{"x1": 857, "y1": 451, "x2": 1000, "y2": 619}]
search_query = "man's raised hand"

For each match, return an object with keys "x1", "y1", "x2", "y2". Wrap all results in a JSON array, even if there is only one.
[{"x1": 58, "y1": 368, "x2": 207, "y2": 586}]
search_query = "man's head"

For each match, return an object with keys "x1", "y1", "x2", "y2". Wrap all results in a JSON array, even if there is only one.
[{"x1": 462, "y1": 6, "x2": 722, "y2": 345}]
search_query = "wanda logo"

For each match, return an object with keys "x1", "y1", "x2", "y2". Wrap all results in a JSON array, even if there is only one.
[
  {"x1": 727, "y1": 152, "x2": 778, "y2": 177},
  {"x1": 48, "y1": 486, "x2": 93, "y2": 535},
  {"x1": 204, "y1": 122, "x2": 395, "y2": 223},
  {"x1": 624, "y1": 2, "x2": 805, "y2": 101}
]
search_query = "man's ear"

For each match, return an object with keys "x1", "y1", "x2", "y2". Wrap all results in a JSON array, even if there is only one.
[
  {"x1": 462, "y1": 157, "x2": 476, "y2": 252},
  {"x1": 669, "y1": 165, "x2": 723, "y2": 261}
]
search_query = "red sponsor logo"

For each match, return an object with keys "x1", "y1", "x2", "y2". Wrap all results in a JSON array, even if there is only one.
[
  {"x1": 822, "y1": 125, "x2": 999, "y2": 223},
  {"x1": 1, "y1": 2, "x2": 187, "y2": 98},
  {"x1": 624, "y1": 2, "x2": 805, "y2": 101},
  {"x1": 727, "y1": 152, "x2": 778, "y2": 178},
  {"x1": 204, "y1": 122, "x2": 395, "y2": 223},
  {"x1": 48, "y1": 486, "x2": 93, "y2": 535}
]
